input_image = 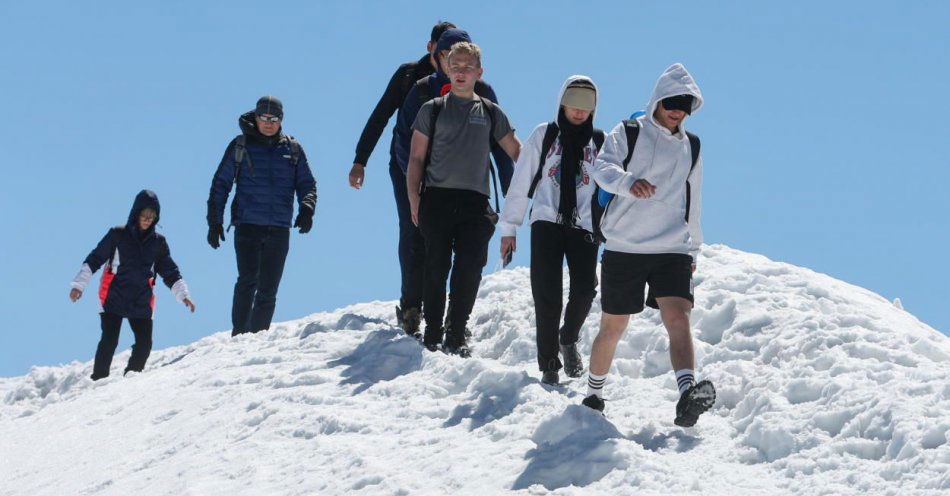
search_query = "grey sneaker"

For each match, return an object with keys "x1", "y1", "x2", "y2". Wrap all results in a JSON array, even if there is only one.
[{"x1": 541, "y1": 370, "x2": 559, "y2": 385}]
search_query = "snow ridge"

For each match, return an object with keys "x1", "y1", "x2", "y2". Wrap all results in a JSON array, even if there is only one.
[{"x1": 1, "y1": 245, "x2": 948, "y2": 495}]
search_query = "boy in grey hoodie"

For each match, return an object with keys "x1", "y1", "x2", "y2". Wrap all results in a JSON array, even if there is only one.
[{"x1": 584, "y1": 64, "x2": 716, "y2": 427}]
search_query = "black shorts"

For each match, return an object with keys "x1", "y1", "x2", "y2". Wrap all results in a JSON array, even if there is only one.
[{"x1": 600, "y1": 251, "x2": 694, "y2": 315}]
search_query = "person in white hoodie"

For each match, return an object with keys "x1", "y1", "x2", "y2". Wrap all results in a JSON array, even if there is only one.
[
  {"x1": 582, "y1": 64, "x2": 716, "y2": 427},
  {"x1": 499, "y1": 76, "x2": 604, "y2": 385}
]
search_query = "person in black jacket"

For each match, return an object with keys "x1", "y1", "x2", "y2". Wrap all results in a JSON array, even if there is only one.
[
  {"x1": 69, "y1": 190, "x2": 195, "y2": 380},
  {"x1": 347, "y1": 20, "x2": 455, "y2": 335}
]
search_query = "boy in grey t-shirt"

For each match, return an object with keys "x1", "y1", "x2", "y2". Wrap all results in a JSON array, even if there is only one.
[
  {"x1": 406, "y1": 41, "x2": 521, "y2": 356},
  {"x1": 412, "y1": 90, "x2": 514, "y2": 196}
]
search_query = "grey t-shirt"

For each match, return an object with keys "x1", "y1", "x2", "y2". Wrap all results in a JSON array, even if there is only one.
[{"x1": 412, "y1": 93, "x2": 513, "y2": 196}]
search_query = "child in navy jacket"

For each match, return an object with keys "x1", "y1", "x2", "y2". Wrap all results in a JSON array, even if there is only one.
[{"x1": 69, "y1": 190, "x2": 195, "y2": 380}]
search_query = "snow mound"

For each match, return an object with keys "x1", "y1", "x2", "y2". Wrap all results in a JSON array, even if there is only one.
[{"x1": 1, "y1": 245, "x2": 947, "y2": 495}]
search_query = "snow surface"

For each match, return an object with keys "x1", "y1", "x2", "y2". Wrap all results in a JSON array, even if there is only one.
[{"x1": 1, "y1": 244, "x2": 948, "y2": 495}]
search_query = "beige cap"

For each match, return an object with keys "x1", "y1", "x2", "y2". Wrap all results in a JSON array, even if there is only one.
[{"x1": 561, "y1": 86, "x2": 596, "y2": 112}]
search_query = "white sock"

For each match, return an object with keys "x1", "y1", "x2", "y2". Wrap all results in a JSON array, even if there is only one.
[
  {"x1": 587, "y1": 372, "x2": 607, "y2": 398},
  {"x1": 675, "y1": 369, "x2": 695, "y2": 395}
]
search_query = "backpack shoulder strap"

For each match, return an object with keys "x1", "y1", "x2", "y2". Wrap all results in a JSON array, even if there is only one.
[
  {"x1": 527, "y1": 122, "x2": 560, "y2": 199},
  {"x1": 477, "y1": 94, "x2": 503, "y2": 212},
  {"x1": 621, "y1": 119, "x2": 641, "y2": 170},
  {"x1": 478, "y1": 93, "x2": 498, "y2": 138},
  {"x1": 232, "y1": 135, "x2": 251, "y2": 182},
  {"x1": 593, "y1": 129, "x2": 606, "y2": 152},
  {"x1": 423, "y1": 96, "x2": 445, "y2": 174},
  {"x1": 686, "y1": 131, "x2": 700, "y2": 172},
  {"x1": 284, "y1": 135, "x2": 302, "y2": 166}
]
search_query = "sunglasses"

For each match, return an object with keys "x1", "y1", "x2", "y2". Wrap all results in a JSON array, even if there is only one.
[{"x1": 257, "y1": 115, "x2": 281, "y2": 123}]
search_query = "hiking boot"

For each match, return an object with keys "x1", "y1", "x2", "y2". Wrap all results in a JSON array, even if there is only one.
[
  {"x1": 560, "y1": 343, "x2": 584, "y2": 378},
  {"x1": 674, "y1": 380, "x2": 717, "y2": 427},
  {"x1": 397, "y1": 306, "x2": 422, "y2": 338},
  {"x1": 582, "y1": 394, "x2": 605, "y2": 412},
  {"x1": 541, "y1": 370, "x2": 559, "y2": 385},
  {"x1": 422, "y1": 325, "x2": 444, "y2": 352},
  {"x1": 443, "y1": 332, "x2": 471, "y2": 358}
]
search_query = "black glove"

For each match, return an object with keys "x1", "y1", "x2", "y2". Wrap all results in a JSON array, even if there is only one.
[
  {"x1": 294, "y1": 209, "x2": 313, "y2": 234},
  {"x1": 207, "y1": 224, "x2": 225, "y2": 249}
]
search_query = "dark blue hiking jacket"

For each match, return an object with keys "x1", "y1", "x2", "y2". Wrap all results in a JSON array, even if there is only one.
[
  {"x1": 207, "y1": 112, "x2": 318, "y2": 228},
  {"x1": 392, "y1": 73, "x2": 514, "y2": 194},
  {"x1": 83, "y1": 190, "x2": 183, "y2": 319}
]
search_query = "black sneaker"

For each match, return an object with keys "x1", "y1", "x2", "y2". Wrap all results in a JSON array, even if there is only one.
[
  {"x1": 674, "y1": 380, "x2": 717, "y2": 427},
  {"x1": 422, "y1": 326, "x2": 443, "y2": 352},
  {"x1": 541, "y1": 370, "x2": 559, "y2": 385},
  {"x1": 560, "y1": 343, "x2": 584, "y2": 378},
  {"x1": 443, "y1": 333, "x2": 471, "y2": 358},
  {"x1": 582, "y1": 394, "x2": 605, "y2": 412},
  {"x1": 398, "y1": 306, "x2": 422, "y2": 338}
]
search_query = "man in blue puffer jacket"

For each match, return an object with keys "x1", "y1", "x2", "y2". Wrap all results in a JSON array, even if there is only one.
[{"x1": 207, "y1": 96, "x2": 317, "y2": 336}]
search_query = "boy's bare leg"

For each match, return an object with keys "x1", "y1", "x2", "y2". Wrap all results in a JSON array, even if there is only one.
[
  {"x1": 588, "y1": 312, "x2": 631, "y2": 376},
  {"x1": 656, "y1": 296, "x2": 694, "y2": 371}
]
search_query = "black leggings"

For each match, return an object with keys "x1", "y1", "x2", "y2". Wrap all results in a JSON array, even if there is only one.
[{"x1": 92, "y1": 312, "x2": 153, "y2": 379}]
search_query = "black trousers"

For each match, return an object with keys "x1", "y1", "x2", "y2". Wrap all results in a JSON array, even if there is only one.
[
  {"x1": 530, "y1": 221, "x2": 599, "y2": 372},
  {"x1": 389, "y1": 163, "x2": 426, "y2": 310},
  {"x1": 232, "y1": 224, "x2": 290, "y2": 335},
  {"x1": 92, "y1": 312, "x2": 153, "y2": 378},
  {"x1": 418, "y1": 188, "x2": 496, "y2": 345}
]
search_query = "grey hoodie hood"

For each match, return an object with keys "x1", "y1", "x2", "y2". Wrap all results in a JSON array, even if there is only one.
[{"x1": 646, "y1": 63, "x2": 703, "y2": 125}]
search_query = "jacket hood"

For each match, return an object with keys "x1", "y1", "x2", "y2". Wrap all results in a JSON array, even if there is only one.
[
  {"x1": 239, "y1": 110, "x2": 283, "y2": 143},
  {"x1": 555, "y1": 75, "x2": 598, "y2": 122},
  {"x1": 127, "y1": 189, "x2": 161, "y2": 234},
  {"x1": 645, "y1": 63, "x2": 703, "y2": 124}
]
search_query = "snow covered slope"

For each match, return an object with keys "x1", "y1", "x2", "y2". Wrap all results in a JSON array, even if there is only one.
[{"x1": 1, "y1": 245, "x2": 948, "y2": 495}]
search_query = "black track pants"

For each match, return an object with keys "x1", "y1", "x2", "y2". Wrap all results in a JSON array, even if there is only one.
[{"x1": 530, "y1": 221, "x2": 598, "y2": 371}]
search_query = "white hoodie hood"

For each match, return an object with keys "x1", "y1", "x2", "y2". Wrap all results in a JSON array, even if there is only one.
[
  {"x1": 499, "y1": 75, "x2": 603, "y2": 237},
  {"x1": 645, "y1": 63, "x2": 703, "y2": 127},
  {"x1": 590, "y1": 63, "x2": 704, "y2": 260}
]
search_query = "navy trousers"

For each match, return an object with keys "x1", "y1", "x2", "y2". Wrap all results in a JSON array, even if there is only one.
[
  {"x1": 232, "y1": 224, "x2": 290, "y2": 335},
  {"x1": 389, "y1": 163, "x2": 426, "y2": 310}
]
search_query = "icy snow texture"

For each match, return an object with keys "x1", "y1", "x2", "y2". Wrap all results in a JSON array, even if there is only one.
[{"x1": 1, "y1": 245, "x2": 948, "y2": 495}]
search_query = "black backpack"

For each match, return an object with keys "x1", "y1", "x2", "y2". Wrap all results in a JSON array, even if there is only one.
[
  {"x1": 231, "y1": 134, "x2": 302, "y2": 183},
  {"x1": 525, "y1": 122, "x2": 606, "y2": 199},
  {"x1": 590, "y1": 120, "x2": 701, "y2": 243},
  {"x1": 422, "y1": 94, "x2": 504, "y2": 213}
]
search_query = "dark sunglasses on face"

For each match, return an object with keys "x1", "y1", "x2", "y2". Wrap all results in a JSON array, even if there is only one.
[{"x1": 257, "y1": 115, "x2": 281, "y2": 123}]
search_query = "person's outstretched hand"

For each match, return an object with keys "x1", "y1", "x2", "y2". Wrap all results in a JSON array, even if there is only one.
[
  {"x1": 183, "y1": 298, "x2": 196, "y2": 313},
  {"x1": 69, "y1": 288, "x2": 82, "y2": 302}
]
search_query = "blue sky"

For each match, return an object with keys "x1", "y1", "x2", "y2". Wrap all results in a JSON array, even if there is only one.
[{"x1": 1, "y1": 1, "x2": 947, "y2": 376}]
